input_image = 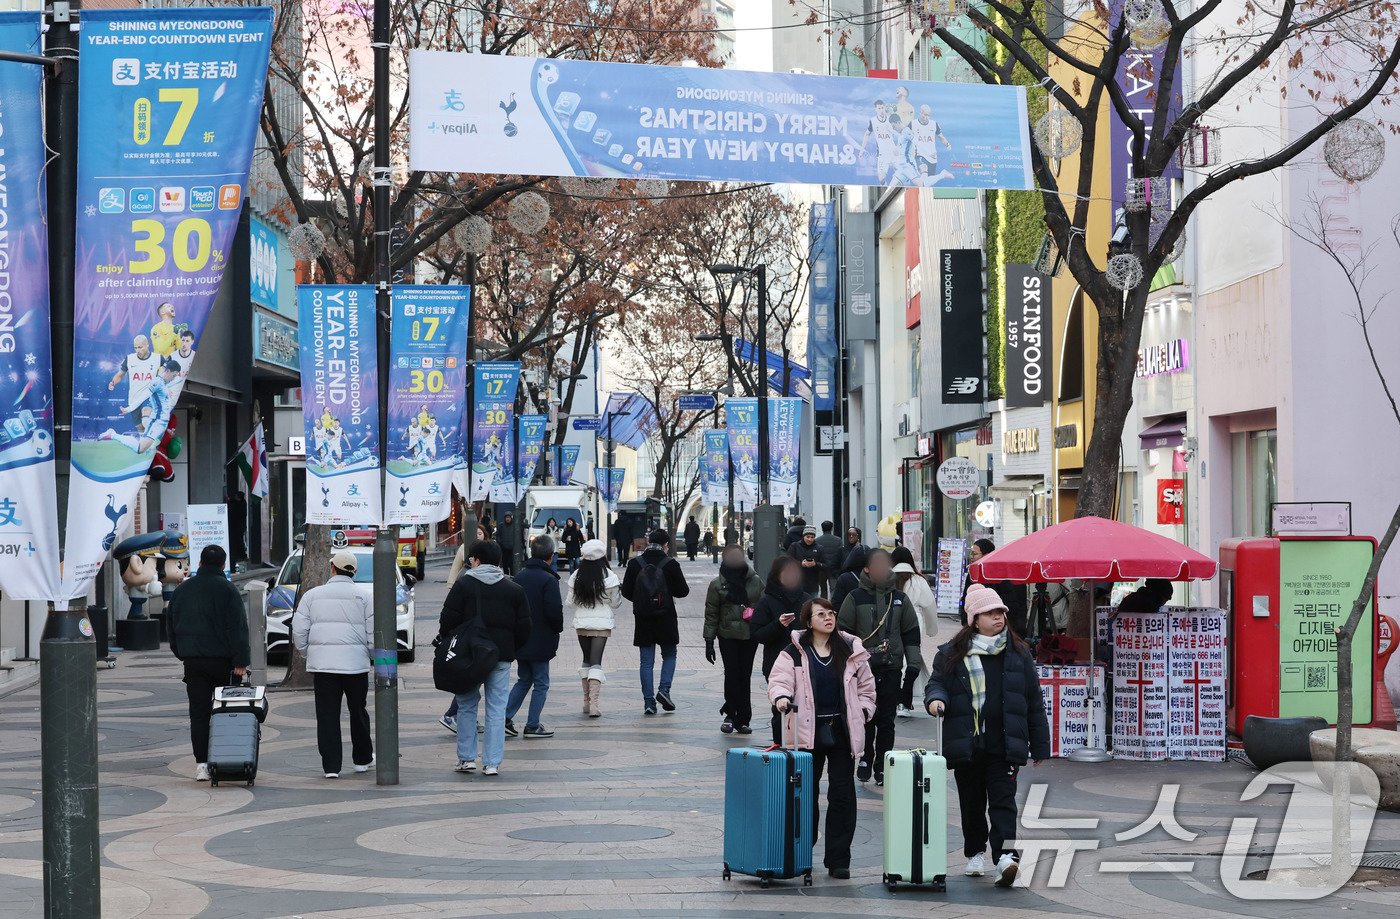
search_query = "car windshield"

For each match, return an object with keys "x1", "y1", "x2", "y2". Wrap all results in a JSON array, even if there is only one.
[
  {"x1": 279, "y1": 550, "x2": 377, "y2": 586},
  {"x1": 531, "y1": 508, "x2": 583, "y2": 528}
]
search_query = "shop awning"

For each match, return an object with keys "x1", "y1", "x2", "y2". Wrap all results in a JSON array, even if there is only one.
[{"x1": 1139, "y1": 415, "x2": 1186, "y2": 450}]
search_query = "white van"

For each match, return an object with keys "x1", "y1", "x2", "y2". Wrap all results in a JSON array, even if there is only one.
[{"x1": 524, "y1": 484, "x2": 591, "y2": 547}]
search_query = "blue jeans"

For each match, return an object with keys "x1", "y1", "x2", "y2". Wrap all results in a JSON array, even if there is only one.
[
  {"x1": 638, "y1": 644, "x2": 677, "y2": 705},
  {"x1": 505, "y1": 659, "x2": 551, "y2": 728},
  {"x1": 454, "y1": 662, "x2": 511, "y2": 767}
]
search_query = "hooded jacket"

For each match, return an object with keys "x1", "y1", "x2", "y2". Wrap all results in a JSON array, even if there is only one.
[
  {"x1": 786, "y1": 539, "x2": 822, "y2": 594},
  {"x1": 703, "y1": 564, "x2": 764, "y2": 641},
  {"x1": 167, "y1": 563, "x2": 250, "y2": 667},
  {"x1": 836, "y1": 573, "x2": 923, "y2": 673},
  {"x1": 767, "y1": 631, "x2": 877, "y2": 761},
  {"x1": 621, "y1": 545, "x2": 691, "y2": 647},
  {"x1": 437, "y1": 564, "x2": 532, "y2": 663},
  {"x1": 291, "y1": 574, "x2": 373, "y2": 674},
  {"x1": 830, "y1": 546, "x2": 869, "y2": 613}
]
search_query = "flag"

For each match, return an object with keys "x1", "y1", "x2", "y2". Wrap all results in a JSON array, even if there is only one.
[{"x1": 235, "y1": 423, "x2": 269, "y2": 500}]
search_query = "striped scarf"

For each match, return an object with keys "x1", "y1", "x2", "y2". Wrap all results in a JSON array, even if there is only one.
[{"x1": 965, "y1": 630, "x2": 1008, "y2": 735}]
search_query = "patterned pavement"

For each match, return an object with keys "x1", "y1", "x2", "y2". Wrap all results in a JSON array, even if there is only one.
[{"x1": 1, "y1": 555, "x2": 1398, "y2": 918}]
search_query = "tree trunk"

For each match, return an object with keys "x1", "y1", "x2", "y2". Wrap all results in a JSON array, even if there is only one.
[
  {"x1": 271, "y1": 523, "x2": 332, "y2": 692},
  {"x1": 1075, "y1": 283, "x2": 1150, "y2": 520}
]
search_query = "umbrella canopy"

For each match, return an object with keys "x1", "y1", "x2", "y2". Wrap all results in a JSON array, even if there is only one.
[{"x1": 970, "y1": 516, "x2": 1217, "y2": 584}]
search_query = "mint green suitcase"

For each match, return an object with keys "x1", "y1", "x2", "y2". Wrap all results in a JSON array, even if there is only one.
[{"x1": 882, "y1": 717, "x2": 948, "y2": 892}]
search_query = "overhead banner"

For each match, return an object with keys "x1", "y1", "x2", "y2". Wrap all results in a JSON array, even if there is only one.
[
  {"x1": 513, "y1": 414, "x2": 547, "y2": 501},
  {"x1": 63, "y1": 9, "x2": 273, "y2": 597},
  {"x1": 769, "y1": 397, "x2": 803, "y2": 508},
  {"x1": 702, "y1": 429, "x2": 729, "y2": 506},
  {"x1": 939, "y1": 248, "x2": 984, "y2": 404},
  {"x1": 472, "y1": 361, "x2": 519, "y2": 502},
  {"x1": 808, "y1": 202, "x2": 839, "y2": 421},
  {"x1": 0, "y1": 13, "x2": 62, "y2": 601},
  {"x1": 385, "y1": 285, "x2": 469, "y2": 525},
  {"x1": 557, "y1": 443, "x2": 580, "y2": 485},
  {"x1": 595, "y1": 467, "x2": 624, "y2": 513},
  {"x1": 1003, "y1": 263, "x2": 1049, "y2": 408},
  {"x1": 726, "y1": 398, "x2": 759, "y2": 508},
  {"x1": 409, "y1": 51, "x2": 1033, "y2": 190},
  {"x1": 297, "y1": 286, "x2": 381, "y2": 525}
]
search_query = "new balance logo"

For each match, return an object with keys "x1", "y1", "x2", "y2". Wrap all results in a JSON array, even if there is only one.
[{"x1": 946, "y1": 377, "x2": 981, "y2": 395}]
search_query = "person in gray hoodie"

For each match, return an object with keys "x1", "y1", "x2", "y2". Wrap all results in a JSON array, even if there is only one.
[{"x1": 293, "y1": 549, "x2": 375, "y2": 779}]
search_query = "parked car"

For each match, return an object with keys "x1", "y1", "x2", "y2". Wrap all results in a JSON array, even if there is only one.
[{"x1": 264, "y1": 546, "x2": 417, "y2": 663}]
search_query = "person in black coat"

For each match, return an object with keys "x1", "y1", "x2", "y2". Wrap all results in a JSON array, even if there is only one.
[
  {"x1": 684, "y1": 516, "x2": 702, "y2": 561},
  {"x1": 561, "y1": 519, "x2": 584, "y2": 572},
  {"x1": 612, "y1": 515, "x2": 632, "y2": 566},
  {"x1": 621, "y1": 529, "x2": 692, "y2": 713},
  {"x1": 925, "y1": 583, "x2": 1050, "y2": 888},
  {"x1": 787, "y1": 526, "x2": 823, "y2": 595},
  {"x1": 1118, "y1": 578, "x2": 1174, "y2": 612},
  {"x1": 750, "y1": 556, "x2": 812, "y2": 743},
  {"x1": 963, "y1": 539, "x2": 1030, "y2": 638},
  {"x1": 505, "y1": 536, "x2": 565, "y2": 737},
  {"x1": 829, "y1": 544, "x2": 868, "y2": 613},
  {"x1": 838, "y1": 526, "x2": 865, "y2": 572},
  {"x1": 494, "y1": 512, "x2": 519, "y2": 575},
  {"x1": 438, "y1": 540, "x2": 531, "y2": 775},
  {"x1": 783, "y1": 516, "x2": 807, "y2": 551}
]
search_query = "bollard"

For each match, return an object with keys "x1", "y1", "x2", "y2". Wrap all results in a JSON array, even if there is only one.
[{"x1": 244, "y1": 580, "x2": 268, "y2": 688}]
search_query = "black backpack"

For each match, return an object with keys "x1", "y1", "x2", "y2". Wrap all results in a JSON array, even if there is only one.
[
  {"x1": 634, "y1": 560, "x2": 673, "y2": 619},
  {"x1": 432, "y1": 581, "x2": 500, "y2": 694}
]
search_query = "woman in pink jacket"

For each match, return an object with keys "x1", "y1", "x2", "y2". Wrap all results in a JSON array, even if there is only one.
[{"x1": 768, "y1": 597, "x2": 877, "y2": 879}]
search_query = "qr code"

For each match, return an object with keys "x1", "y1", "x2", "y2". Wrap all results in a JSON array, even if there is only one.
[{"x1": 1306, "y1": 666, "x2": 1329, "y2": 690}]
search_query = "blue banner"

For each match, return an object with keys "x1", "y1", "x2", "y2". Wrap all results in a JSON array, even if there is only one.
[
  {"x1": 726, "y1": 398, "x2": 759, "y2": 510},
  {"x1": 595, "y1": 467, "x2": 625, "y2": 513},
  {"x1": 471, "y1": 361, "x2": 519, "y2": 502},
  {"x1": 701, "y1": 429, "x2": 728, "y2": 507},
  {"x1": 808, "y1": 202, "x2": 838, "y2": 415},
  {"x1": 410, "y1": 52, "x2": 1033, "y2": 190},
  {"x1": 769, "y1": 397, "x2": 803, "y2": 508},
  {"x1": 0, "y1": 13, "x2": 62, "y2": 601},
  {"x1": 297, "y1": 286, "x2": 381, "y2": 525},
  {"x1": 63, "y1": 9, "x2": 273, "y2": 597},
  {"x1": 385, "y1": 285, "x2": 469, "y2": 525},
  {"x1": 513, "y1": 414, "x2": 547, "y2": 501},
  {"x1": 557, "y1": 443, "x2": 580, "y2": 484},
  {"x1": 249, "y1": 215, "x2": 279, "y2": 309}
]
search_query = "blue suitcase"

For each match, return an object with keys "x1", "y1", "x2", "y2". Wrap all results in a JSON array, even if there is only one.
[{"x1": 722, "y1": 723, "x2": 815, "y2": 887}]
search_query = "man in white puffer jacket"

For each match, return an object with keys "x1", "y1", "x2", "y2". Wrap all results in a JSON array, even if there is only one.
[{"x1": 293, "y1": 549, "x2": 375, "y2": 779}]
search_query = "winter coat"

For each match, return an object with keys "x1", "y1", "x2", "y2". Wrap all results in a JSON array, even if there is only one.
[
  {"x1": 514, "y1": 559, "x2": 565, "y2": 661},
  {"x1": 836, "y1": 573, "x2": 923, "y2": 674},
  {"x1": 783, "y1": 525, "x2": 804, "y2": 551},
  {"x1": 437, "y1": 564, "x2": 532, "y2": 663},
  {"x1": 899, "y1": 573, "x2": 939, "y2": 639},
  {"x1": 814, "y1": 533, "x2": 844, "y2": 572},
  {"x1": 684, "y1": 520, "x2": 701, "y2": 547},
  {"x1": 768, "y1": 631, "x2": 877, "y2": 761},
  {"x1": 495, "y1": 518, "x2": 518, "y2": 554},
  {"x1": 568, "y1": 569, "x2": 623, "y2": 631},
  {"x1": 561, "y1": 526, "x2": 584, "y2": 560},
  {"x1": 703, "y1": 566, "x2": 764, "y2": 641},
  {"x1": 830, "y1": 546, "x2": 869, "y2": 612},
  {"x1": 924, "y1": 637, "x2": 1051, "y2": 766},
  {"x1": 291, "y1": 575, "x2": 372, "y2": 674},
  {"x1": 750, "y1": 585, "x2": 813, "y2": 677},
  {"x1": 786, "y1": 540, "x2": 822, "y2": 594},
  {"x1": 621, "y1": 546, "x2": 692, "y2": 647},
  {"x1": 167, "y1": 564, "x2": 250, "y2": 667},
  {"x1": 838, "y1": 540, "x2": 867, "y2": 573}
]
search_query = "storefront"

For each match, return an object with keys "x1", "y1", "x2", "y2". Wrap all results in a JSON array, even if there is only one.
[
  {"x1": 936, "y1": 421, "x2": 993, "y2": 543},
  {"x1": 991, "y1": 405, "x2": 1052, "y2": 545}
]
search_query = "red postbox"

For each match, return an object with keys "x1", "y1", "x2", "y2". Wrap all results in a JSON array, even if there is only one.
[{"x1": 1219, "y1": 536, "x2": 1380, "y2": 736}]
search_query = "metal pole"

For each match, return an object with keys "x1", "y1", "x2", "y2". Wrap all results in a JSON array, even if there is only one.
[
  {"x1": 39, "y1": 3, "x2": 100, "y2": 915},
  {"x1": 370, "y1": 0, "x2": 400, "y2": 785},
  {"x1": 245, "y1": 581, "x2": 268, "y2": 688},
  {"x1": 755, "y1": 266, "x2": 770, "y2": 507},
  {"x1": 462, "y1": 255, "x2": 479, "y2": 549}
]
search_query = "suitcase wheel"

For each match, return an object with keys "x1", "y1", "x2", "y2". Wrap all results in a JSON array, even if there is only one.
[
  {"x1": 246, "y1": 778, "x2": 255, "y2": 787},
  {"x1": 722, "y1": 865, "x2": 731, "y2": 881},
  {"x1": 803, "y1": 871, "x2": 812, "y2": 887},
  {"x1": 932, "y1": 875, "x2": 947, "y2": 893},
  {"x1": 760, "y1": 878, "x2": 770, "y2": 889}
]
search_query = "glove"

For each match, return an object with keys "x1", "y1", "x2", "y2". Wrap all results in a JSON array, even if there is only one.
[{"x1": 705, "y1": 639, "x2": 717, "y2": 665}]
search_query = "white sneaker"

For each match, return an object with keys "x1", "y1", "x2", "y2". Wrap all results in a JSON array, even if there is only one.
[
  {"x1": 483, "y1": 765, "x2": 499, "y2": 776},
  {"x1": 324, "y1": 772, "x2": 339, "y2": 779},
  {"x1": 354, "y1": 756, "x2": 375, "y2": 773},
  {"x1": 195, "y1": 763, "x2": 210, "y2": 782},
  {"x1": 455, "y1": 760, "x2": 477, "y2": 773},
  {"x1": 994, "y1": 854, "x2": 1020, "y2": 887},
  {"x1": 896, "y1": 704, "x2": 914, "y2": 719},
  {"x1": 964, "y1": 852, "x2": 987, "y2": 877}
]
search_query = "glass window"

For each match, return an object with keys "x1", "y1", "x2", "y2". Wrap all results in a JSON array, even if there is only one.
[
  {"x1": 1060, "y1": 293, "x2": 1084, "y2": 401},
  {"x1": 1231, "y1": 429, "x2": 1277, "y2": 536}
]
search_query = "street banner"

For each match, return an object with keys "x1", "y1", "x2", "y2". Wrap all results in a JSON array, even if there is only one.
[
  {"x1": 472, "y1": 361, "x2": 519, "y2": 502},
  {"x1": 1111, "y1": 610, "x2": 1170, "y2": 761},
  {"x1": 297, "y1": 286, "x2": 381, "y2": 525},
  {"x1": 808, "y1": 202, "x2": 839, "y2": 421},
  {"x1": 939, "y1": 248, "x2": 983, "y2": 404},
  {"x1": 557, "y1": 443, "x2": 581, "y2": 484},
  {"x1": 1110, "y1": 0, "x2": 1182, "y2": 230},
  {"x1": 1037, "y1": 665, "x2": 1108, "y2": 757},
  {"x1": 0, "y1": 12, "x2": 62, "y2": 601},
  {"x1": 409, "y1": 52, "x2": 1033, "y2": 190},
  {"x1": 490, "y1": 422, "x2": 516, "y2": 504},
  {"x1": 702, "y1": 429, "x2": 729, "y2": 506},
  {"x1": 385, "y1": 285, "x2": 469, "y2": 525},
  {"x1": 1167, "y1": 608, "x2": 1226, "y2": 761},
  {"x1": 63, "y1": 9, "x2": 273, "y2": 598},
  {"x1": 513, "y1": 414, "x2": 547, "y2": 501},
  {"x1": 726, "y1": 398, "x2": 759, "y2": 507},
  {"x1": 768, "y1": 397, "x2": 802, "y2": 508},
  {"x1": 595, "y1": 467, "x2": 624, "y2": 513},
  {"x1": 1003, "y1": 263, "x2": 1049, "y2": 407}
]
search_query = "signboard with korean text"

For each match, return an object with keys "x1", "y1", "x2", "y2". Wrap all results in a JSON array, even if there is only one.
[
  {"x1": 936, "y1": 456, "x2": 979, "y2": 499},
  {"x1": 1037, "y1": 665, "x2": 1108, "y2": 757},
  {"x1": 1278, "y1": 539, "x2": 1373, "y2": 723},
  {"x1": 1112, "y1": 610, "x2": 1171, "y2": 760},
  {"x1": 1167, "y1": 608, "x2": 1227, "y2": 761}
]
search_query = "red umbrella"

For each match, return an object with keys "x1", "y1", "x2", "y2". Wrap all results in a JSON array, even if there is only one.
[{"x1": 969, "y1": 516, "x2": 1217, "y2": 584}]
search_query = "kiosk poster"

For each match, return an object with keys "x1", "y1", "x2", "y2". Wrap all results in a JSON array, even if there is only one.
[
  {"x1": 1278, "y1": 539, "x2": 1374, "y2": 723},
  {"x1": 1112, "y1": 611, "x2": 1170, "y2": 760}
]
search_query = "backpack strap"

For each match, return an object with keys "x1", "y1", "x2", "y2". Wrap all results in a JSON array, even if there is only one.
[{"x1": 785, "y1": 644, "x2": 804, "y2": 667}]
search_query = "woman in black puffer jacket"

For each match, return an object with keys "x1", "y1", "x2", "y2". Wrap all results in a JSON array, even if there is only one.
[
  {"x1": 750, "y1": 556, "x2": 813, "y2": 743},
  {"x1": 925, "y1": 583, "x2": 1050, "y2": 889}
]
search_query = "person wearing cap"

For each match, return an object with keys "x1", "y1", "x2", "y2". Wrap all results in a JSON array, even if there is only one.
[
  {"x1": 786, "y1": 525, "x2": 823, "y2": 595},
  {"x1": 622, "y1": 529, "x2": 692, "y2": 716},
  {"x1": 292, "y1": 548, "x2": 375, "y2": 779},
  {"x1": 925, "y1": 582, "x2": 1050, "y2": 888},
  {"x1": 568, "y1": 539, "x2": 622, "y2": 717}
]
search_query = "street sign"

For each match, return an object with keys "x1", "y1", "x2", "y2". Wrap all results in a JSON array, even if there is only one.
[
  {"x1": 678, "y1": 393, "x2": 717, "y2": 412},
  {"x1": 1271, "y1": 502, "x2": 1351, "y2": 535},
  {"x1": 936, "y1": 456, "x2": 980, "y2": 500},
  {"x1": 572, "y1": 416, "x2": 602, "y2": 431},
  {"x1": 287, "y1": 435, "x2": 306, "y2": 456}
]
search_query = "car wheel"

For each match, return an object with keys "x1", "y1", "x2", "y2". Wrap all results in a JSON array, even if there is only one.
[{"x1": 399, "y1": 647, "x2": 416, "y2": 664}]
